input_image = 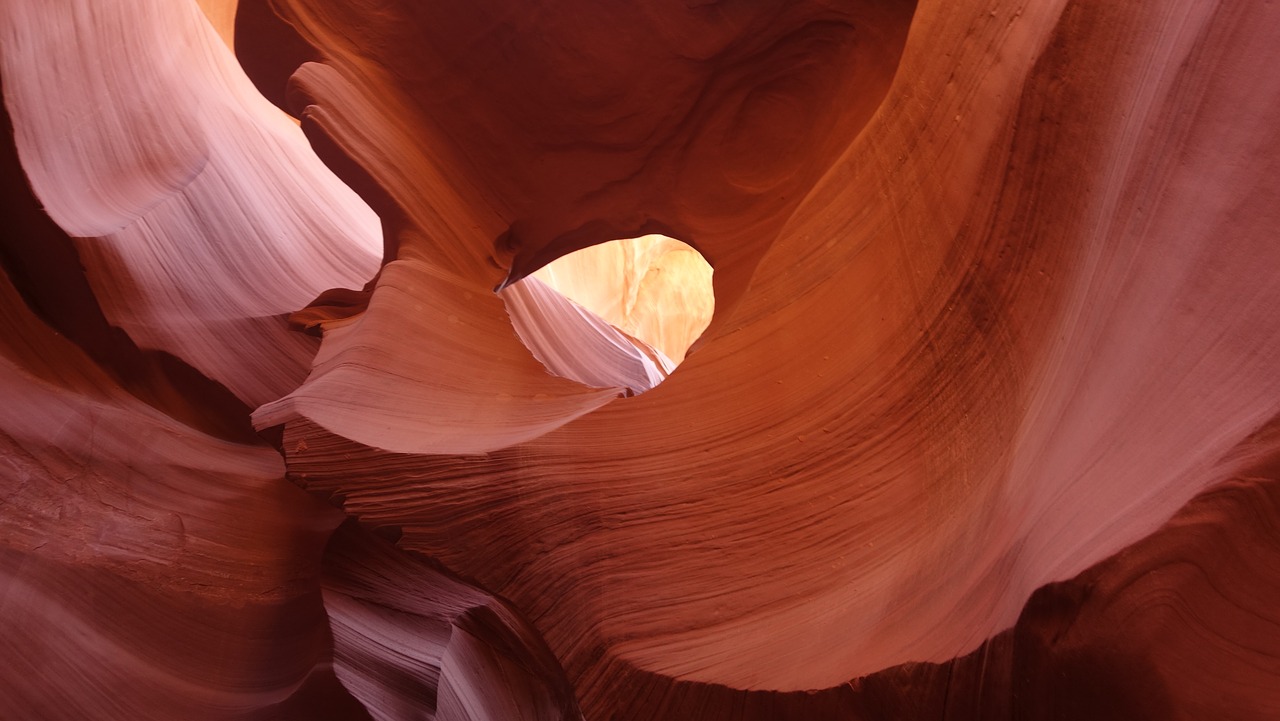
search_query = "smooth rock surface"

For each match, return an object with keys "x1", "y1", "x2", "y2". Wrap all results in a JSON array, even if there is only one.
[{"x1": 2, "y1": 0, "x2": 1278, "y2": 718}]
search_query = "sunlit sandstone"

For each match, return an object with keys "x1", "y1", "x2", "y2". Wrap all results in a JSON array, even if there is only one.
[{"x1": 1, "y1": 0, "x2": 1278, "y2": 718}]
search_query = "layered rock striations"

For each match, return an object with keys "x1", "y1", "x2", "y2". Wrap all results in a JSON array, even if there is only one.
[{"x1": 2, "y1": 0, "x2": 1279, "y2": 719}]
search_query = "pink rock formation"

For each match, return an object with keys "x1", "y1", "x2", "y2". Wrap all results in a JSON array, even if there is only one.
[{"x1": 2, "y1": 0, "x2": 1279, "y2": 718}]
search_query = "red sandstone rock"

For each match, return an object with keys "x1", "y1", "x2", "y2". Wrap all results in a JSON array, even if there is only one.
[{"x1": 1, "y1": 0, "x2": 1279, "y2": 718}]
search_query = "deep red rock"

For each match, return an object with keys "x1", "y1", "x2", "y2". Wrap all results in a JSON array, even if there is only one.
[{"x1": 2, "y1": 0, "x2": 1278, "y2": 718}]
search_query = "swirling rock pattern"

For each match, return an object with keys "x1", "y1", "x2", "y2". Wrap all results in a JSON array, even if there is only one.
[{"x1": 1, "y1": 0, "x2": 1278, "y2": 719}]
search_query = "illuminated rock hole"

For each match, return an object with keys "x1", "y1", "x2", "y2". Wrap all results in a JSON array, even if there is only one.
[{"x1": 501, "y1": 234, "x2": 714, "y2": 395}]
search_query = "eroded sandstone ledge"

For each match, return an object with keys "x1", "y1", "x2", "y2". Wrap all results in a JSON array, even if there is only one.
[{"x1": 1, "y1": 0, "x2": 1278, "y2": 718}]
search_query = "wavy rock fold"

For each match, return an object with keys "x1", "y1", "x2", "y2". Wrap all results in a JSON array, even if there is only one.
[{"x1": 2, "y1": 0, "x2": 1278, "y2": 718}]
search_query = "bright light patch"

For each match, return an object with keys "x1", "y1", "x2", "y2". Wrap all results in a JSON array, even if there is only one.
[
  {"x1": 503, "y1": 235, "x2": 714, "y2": 394},
  {"x1": 532, "y1": 235, "x2": 713, "y2": 364}
]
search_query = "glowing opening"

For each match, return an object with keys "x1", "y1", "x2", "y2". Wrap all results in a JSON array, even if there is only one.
[{"x1": 502, "y1": 235, "x2": 714, "y2": 395}]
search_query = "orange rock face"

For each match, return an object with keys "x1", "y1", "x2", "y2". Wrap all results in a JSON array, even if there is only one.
[{"x1": 2, "y1": 0, "x2": 1279, "y2": 719}]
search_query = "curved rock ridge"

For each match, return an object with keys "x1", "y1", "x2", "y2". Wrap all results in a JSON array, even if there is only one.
[
  {"x1": 323, "y1": 521, "x2": 582, "y2": 721},
  {"x1": 262, "y1": 0, "x2": 1280, "y2": 694},
  {"x1": 0, "y1": 263, "x2": 352, "y2": 719},
  {"x1": 1, "y1": 0, "x2": 1279, "y2": 718},
  {"x1": 0, "y1": 0, "x2": 381, "y2": 407},
  {"x1": 251, "y1": 258, "x2": 622, "y2": 455},
  {"x1": 0, "y1": 242, "x2": 580, "y2": 719},
  {"x1": 255, "y1": 0, "x2": 917, "y2": 312},
  {"x1": 502, "y1": 275, "x2": 671, "y2": 395}
]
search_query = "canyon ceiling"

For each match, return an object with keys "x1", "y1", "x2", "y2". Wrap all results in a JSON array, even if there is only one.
[{"x1": 1, "y1": 0, "x2": 1278, "y2": 719}]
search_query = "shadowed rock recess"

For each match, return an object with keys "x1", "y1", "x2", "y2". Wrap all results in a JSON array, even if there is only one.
[{"x1": 2, "y1": 0, "x2": 1278, "y2": 718}]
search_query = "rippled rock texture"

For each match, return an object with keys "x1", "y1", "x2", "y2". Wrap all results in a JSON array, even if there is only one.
[{"x1": 2, "y1": 0, "x2": 1279, "y2": 718}]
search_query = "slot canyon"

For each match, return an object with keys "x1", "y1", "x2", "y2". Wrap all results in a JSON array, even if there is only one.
[{"x1": 1, "y1": 0, "x2": 1278, "y2": 718}]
